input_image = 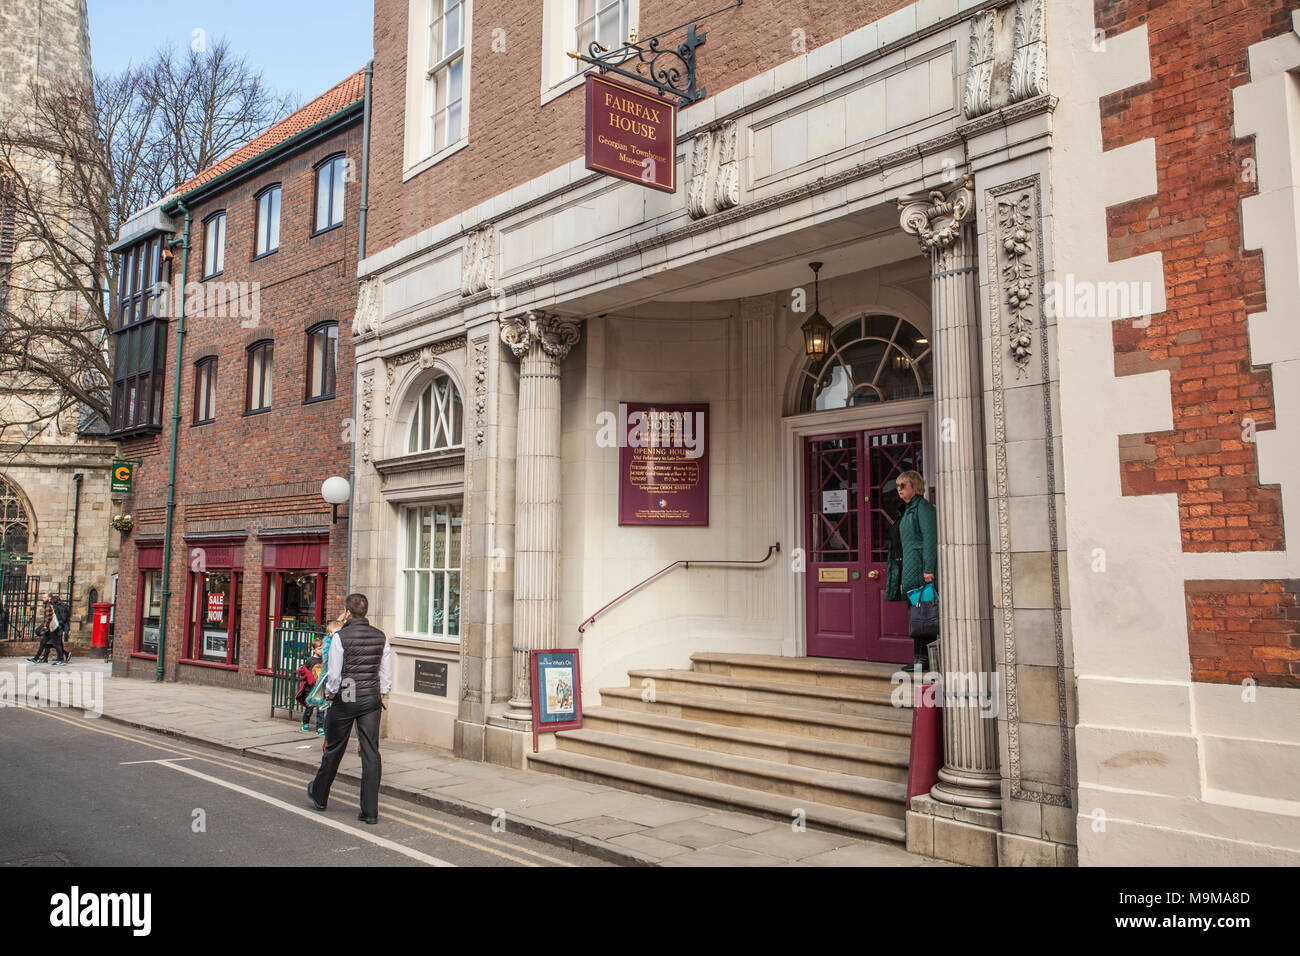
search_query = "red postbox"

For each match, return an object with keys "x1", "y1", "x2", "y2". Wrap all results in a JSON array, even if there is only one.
[{"x1": 91, "y1": 602, "x2": 113, "y2": 648}]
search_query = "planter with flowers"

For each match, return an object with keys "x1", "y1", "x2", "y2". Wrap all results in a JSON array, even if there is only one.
[{"x1": 111, "y1": 513, "x2": 133, "y2": 534}]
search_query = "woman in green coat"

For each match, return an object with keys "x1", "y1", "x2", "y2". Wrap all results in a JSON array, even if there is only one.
[{"x1": 883, "y1": 469, "x2": 937, "y2": 670}]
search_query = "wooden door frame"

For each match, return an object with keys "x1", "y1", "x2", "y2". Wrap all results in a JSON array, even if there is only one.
[{"x1": 781, "y1": 397, "x2": 934, "y2": 659}]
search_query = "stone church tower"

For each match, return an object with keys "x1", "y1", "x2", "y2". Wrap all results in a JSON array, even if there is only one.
[{"x1": 0, "y1": 0, "x2": 117, "y2": 644}]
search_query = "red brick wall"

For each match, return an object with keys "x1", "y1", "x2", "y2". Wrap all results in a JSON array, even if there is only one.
[
  {"x1": 367, "y1": 0, "x2": 913, "y2": 252},
  {"x1": 112, "y1": 115, "x2": 362, "y2": 690},
  {"x1": 1186, "y1": 581, "x2": 1300, "y2": 688},
  {"x1": 1099, "y1": 0, "x2": 1297, "y2": 686}
]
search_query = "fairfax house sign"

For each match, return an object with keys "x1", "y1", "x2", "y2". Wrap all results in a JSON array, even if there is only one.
[
  {"x1": 618, "y1": 402, "x2": 708, "y2": 525},
  {"x1": 585, "y1": 74, "x2": 677, "y2": 193}
]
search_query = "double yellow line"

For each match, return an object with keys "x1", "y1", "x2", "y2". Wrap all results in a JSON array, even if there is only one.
[{"x1": 28, "y1": 708, "x2": 576, "y2": 867}]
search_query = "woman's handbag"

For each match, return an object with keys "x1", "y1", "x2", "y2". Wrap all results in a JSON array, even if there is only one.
[{"x1": 907, "y1": 582, "x2": 939, "y2": 638}]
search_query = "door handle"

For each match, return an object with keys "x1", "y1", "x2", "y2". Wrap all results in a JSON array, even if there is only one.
[{"x1": 867, "y1": 570, "x2": 880, "y2": 579}]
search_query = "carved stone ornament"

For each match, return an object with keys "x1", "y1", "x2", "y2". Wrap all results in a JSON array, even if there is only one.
[
  {"x1": 897, "y1": 175, "x2": 976, "y2": 253},
  {"x1": 499, "y1": 311, "x2": 582, "y2": 362},
  {"x1": 359, "y1": 373, "x2": 375, "y2": 464},
  {"x1": 461, "y1": 225, "x2": 496, "y2": 297},
  {"x1": 1010, "y1": 0, "x2": 1048, "y2": 103},
  {"x1": 996, "y1": 191, "x2": 1036, "y2": 376},
  {"x1": 352, "y1": 278, "x2": 379, "y2": 338},
  {"x1": 687, "y1": 121, "x2": 741, "y2": 221},
  {"x1": 962, "y1": 11, "x2": 997, "y2": 119},
  {"x1": 383, "y1": 335, "x2": 467, "y2": 409},
  {"x1": 472, "y1": 335, "x2": 488, "y2": 447}
]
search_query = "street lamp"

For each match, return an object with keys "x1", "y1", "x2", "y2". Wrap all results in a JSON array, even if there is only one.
[
  {"x1": 801, "y1": 261, "x2": 832, "y2": 361},
  {"x1": 321, "y1": 476, "x2": 350, "y2": 524}
]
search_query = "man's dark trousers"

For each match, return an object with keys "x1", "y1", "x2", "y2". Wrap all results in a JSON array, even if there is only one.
[{"x1": 310, "y1": 696, "x2": 382, "y2": 819}]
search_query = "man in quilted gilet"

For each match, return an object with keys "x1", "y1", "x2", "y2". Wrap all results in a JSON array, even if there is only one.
[{"x1": 307, "y1": 593, "x2": 391, "y2": 824}]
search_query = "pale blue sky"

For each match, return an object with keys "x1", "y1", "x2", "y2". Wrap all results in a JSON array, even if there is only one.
[{"x1": 87, "y1": 0, "x2": 374, "y2": 106}]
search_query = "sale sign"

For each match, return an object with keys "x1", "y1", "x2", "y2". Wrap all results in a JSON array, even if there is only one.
[
  {"x1": 617, "y1": 403, "x2": 708, "y2": 526},
  {"x1": 585, "y1": 74, "x2": 676, "y2": 193},
  {"x1": 206, "y1": 592, "x2": 224, "y2": 623}
]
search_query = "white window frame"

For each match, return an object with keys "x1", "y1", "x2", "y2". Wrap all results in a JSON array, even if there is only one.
[
  {"x1": 408, "y1": 374, "x2": 464, "y2": 453},
  {"x1": 255, "y1": 185, "x2": 281, "y2": 256},
  {"x1": 203, "y1": 212, "x2": 225, "y2": 278},
  {"x1": 398, "y1": 502, "x2": 463, "y2": 642},
  {"x1": 540, "y1": 0, "x2": 637, "y2": 105},
  {"x1": 404, "y1": 0, "x2": 473, "y2": 179}
]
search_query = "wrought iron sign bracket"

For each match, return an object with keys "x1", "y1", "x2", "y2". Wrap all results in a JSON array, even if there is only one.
[{"x1": 567, "y1": 0, "x2": 743, "y2": 107}]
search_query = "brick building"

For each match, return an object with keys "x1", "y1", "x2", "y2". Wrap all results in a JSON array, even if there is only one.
[
  {"x1": 109, "y1": 71, "x2": 366, "y2": 689},
  {"x1": 243, "y1": 0, "x2": 1300, "y2": 867}
]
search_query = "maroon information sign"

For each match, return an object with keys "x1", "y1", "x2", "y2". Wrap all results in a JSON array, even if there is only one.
[
  {"x1": 618, "y1": 402, "x2": 708, "y2": 526},
  {"x1": 584, "y1": 73, "x2": 677, "y2": 193}
]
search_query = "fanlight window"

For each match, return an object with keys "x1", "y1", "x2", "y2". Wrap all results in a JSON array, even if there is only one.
[
  {"x1": 408, "y1": 375, "x2": 463, "y2": 453},
  {"x1": 797, "y1": 315, "x2": 933, "y2": 413}
]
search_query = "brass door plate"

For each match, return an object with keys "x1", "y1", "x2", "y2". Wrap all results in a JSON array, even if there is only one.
[{"x1": 818, "y1": 568, "x2": 849, "y2": 583}]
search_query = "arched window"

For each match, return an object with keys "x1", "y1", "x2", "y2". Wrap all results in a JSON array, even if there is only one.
[
  {"x1": 796, "y1": 314, "x2": 933, "y2": 413},
  {"x1": 408, "y1": 374, "x2": 463, "y2": 453},
  {"x1": 0, "y1": 476, "x2": 30, "y2": 554}
]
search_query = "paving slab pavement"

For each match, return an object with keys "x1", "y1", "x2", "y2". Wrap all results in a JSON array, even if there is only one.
[{"x1": 0, "y1": 659, "x2": 957, "y2": 868}]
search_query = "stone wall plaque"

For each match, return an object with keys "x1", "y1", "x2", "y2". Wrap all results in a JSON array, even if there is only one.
[{"x1": 413, "y1": 660, "x2": 448, "y2": 697}]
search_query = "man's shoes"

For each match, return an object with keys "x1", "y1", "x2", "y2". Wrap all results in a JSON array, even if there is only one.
[
  {"x1": 316, "y1": 727, "x2": 326, "y2": 735},
  {"x1": 52, "y1": 659, "x2": 67, "y2": 666},
  {"x1": 357, "y1": 813, "x2": 378, "y2": 825},
  {"x1": 307, "y1": 781, "x2": 326, "y2": 811},
  {"x1": 300, "y1": 723, "x2": 311, "y2": 732},
  {"x1": 25, "y1": 657, "x2": 39, "y2": 664}
]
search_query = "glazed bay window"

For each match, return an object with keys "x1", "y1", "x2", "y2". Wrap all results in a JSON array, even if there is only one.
[
  {"x1": 203, "y1": 211, "x2": 225, "y2": 277},
  {"x1": 138, "y1": 569, "x2": 162, "y2": 655},
  {"x1": 188, "y1": 570, "x2": 241, "y2": 665},
  {"x1": 305, "y1": 322, "x2": 338, "y2": 400},
  {"x1": 247, "y1": 341, "x2": 273, "y2": 412},
  {"x1": 193, "y1": 357, "x2": 217, "y2": 423},
  {"x1": 401, "y1": 503, "x2": 462, "y2": 640},
  {"x1": 425, "y1": 0, "x2": 466, "y2": 155},
  {"x1": 408, "y1": 374, "x2": 463, "y2": 452},
  {"x1": 110, "y1": 235, "x2": 167, "y2": 434},
  {"x1": 255, "y1": 185, "x2": 281, "y2": 256},
  {"x1": 314, "y1": 156, "x2": 346, "y2": 232}
]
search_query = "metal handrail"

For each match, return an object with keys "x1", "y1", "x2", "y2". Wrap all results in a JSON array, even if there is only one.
[{"x1": 577, "y1": 542, "x2": 780, "y2": 635}]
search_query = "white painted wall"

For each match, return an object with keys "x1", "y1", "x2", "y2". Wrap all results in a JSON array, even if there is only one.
[{"x1": 1048, "y1": 0, "x2": 1300, "y2": 865}]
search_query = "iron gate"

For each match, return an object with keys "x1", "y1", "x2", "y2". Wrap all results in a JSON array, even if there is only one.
[
  {"x1": 0, "y1": 575, "x2": 42, "y2": 642},
  {"x1": 269, "y1": 621, "x2": 324, "y2": 718}
]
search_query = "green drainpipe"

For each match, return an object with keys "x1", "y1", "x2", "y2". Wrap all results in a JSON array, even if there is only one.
[{"x1": 155, "y1": 201, "x2": 192, "y2": 681}]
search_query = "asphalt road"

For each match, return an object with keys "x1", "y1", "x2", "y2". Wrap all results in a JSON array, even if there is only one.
[{"x1": 0, "y1": 706, "x2": 611, "y2": 867}]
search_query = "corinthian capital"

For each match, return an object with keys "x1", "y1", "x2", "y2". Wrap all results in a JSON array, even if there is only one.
[
  {"x1": 898, "y1": 175, "x2": 975, "y2": 253},
  {"x1": 500, "y1": 311, "x2": 582, "y2": 361}
]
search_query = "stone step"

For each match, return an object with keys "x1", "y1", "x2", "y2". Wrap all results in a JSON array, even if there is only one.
[
  {"x1": 583, "y1": 705, "x2": 909, "y2": 782},
  {"x1": 598, "y1": 685, "x2": 913, "y2": 752},
  {"x1": 555, "y1": 726, "x2": 908, "y2": 818},
  {"x1": 691, "y1": 651, "x2": 902, "y2": 694},
  {"x1": 528, "y1": 748, "x2": 908, "y2": 844},
  {"x1": 627, "y1": 668, "x2": 911, "y2": 722}
]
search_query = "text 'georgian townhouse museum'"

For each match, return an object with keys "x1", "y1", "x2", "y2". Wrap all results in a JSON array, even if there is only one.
[{"x1": 343, "y1": 0, "x2": 1300, "y2": 867}]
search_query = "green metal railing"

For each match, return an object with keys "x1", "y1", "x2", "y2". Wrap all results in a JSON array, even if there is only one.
[{"x1": 269, "y1": 622, "x2": 325, "y2": 718}]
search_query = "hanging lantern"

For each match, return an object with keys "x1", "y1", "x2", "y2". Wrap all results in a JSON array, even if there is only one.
[{"x1": 801, "y1": 261, "x2": 832, "y2": 361}]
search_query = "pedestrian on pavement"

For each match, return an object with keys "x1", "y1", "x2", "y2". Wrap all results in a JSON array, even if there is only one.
[
  {"x1": 307, "y1": 594, "x2": 391, "y2": 824},
  {"x1": 28, "y1": 593, "x2": 71, "y2": 665},
  {"x1": 888, "y1": 470, "x2": 938, "y2": 671}
]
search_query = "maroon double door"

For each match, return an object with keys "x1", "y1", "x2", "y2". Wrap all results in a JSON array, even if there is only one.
[{"x1": 804, "y1": 425, "x2": 923, "y2": 662}]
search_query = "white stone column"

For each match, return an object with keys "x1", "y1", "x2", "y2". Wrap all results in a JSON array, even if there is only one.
[
  {"x1": 499, "y1": 311, "x2": 581, "y2": 717},
  {"x1": 899, "y1": 176, "x2": 1001, "y2": 809}
]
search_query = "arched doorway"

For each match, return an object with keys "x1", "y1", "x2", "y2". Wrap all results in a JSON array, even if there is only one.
[{"x1": 790, "y1": 315, "x2": 934, "y2": 662}]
